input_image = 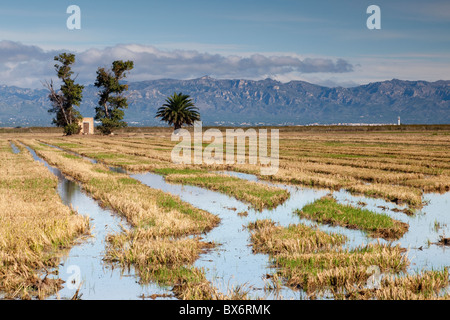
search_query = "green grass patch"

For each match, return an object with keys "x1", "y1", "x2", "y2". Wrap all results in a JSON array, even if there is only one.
[
  {"x1": 156, "y1": 193, "x2": 207, "y2": 223},
  {"x1": 62, "y1": 153, "x2": 80, "y2": 159},
  {"x1": 167, "y1": 173, "x2": 289, "y2": 210},
  {"x1": 118, "y1": 177, "x2": 140, "y2": 185},
  {"x1": 54, "y1": 143, "x2": 82, "y2": 148},
  {"x1": 86, "y1": 152, "x2": 123, "y2": 159},
  {"x1": 0, "y1": 177, "x2": 56, "y2": 191},
  {"x1": 295, "y1": 196, "x2": 409, "y2": 239},
  {"x1": 144, "y1": 265, "x2": 205, "y2": 286},
  {"x1": 93, "y1": 168, "x2": 115, "y2": 175}
]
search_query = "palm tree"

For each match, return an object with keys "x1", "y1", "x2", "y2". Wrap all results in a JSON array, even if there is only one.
[{"x1": 155, "y1": 92, "x2": 200, "y2": 131}]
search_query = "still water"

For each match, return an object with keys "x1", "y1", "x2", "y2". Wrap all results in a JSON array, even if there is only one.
[
  {"x1": 133, "y1": 170, "x2": 450, "y2": 299},
  {"x1": 18, "y1": 143, "x2": 174, "y2": 300},
  {"x1": 19, "y1": 142, "x2": 450, "y2": 299}
]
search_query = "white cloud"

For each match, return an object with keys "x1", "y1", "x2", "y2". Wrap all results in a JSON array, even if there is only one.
[
  {"x1": 3, "y1": 41, "x2": 447, "y2": 90},
  {"x1": 0, "y1": 41, "x2": 354, "y2": 88}
]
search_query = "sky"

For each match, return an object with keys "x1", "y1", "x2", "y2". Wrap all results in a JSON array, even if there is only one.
[{"x1": 0, "y1": 0, "x2": 449, "y2": 88}]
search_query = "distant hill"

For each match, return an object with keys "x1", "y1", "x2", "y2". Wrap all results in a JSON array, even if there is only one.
[{"x1": 0, "y1": 77, "x2": 449, "y2": 126}]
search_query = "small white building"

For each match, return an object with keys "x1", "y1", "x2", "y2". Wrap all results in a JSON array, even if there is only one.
[
  {"x1": 79, "y1": 117, "x2": 94, "y2": 135},
  {"x1": 398, "y1": 117, "x2": 401, "y2": 125}
]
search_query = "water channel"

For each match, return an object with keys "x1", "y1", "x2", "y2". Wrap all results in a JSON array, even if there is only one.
[{"x1": 13, "y1": 141, "x2": 450, "y2": 299}]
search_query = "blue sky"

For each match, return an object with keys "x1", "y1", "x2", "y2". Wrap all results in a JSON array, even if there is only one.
[{"x1": 0, "y1": 0, "x2": 449, "y2": 88}]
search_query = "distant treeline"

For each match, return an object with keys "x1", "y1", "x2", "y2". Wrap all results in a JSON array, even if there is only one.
[
  {"x1": 0, "y1": 127, "x2": 64, "y2": 134},
  {"x1": 275, "y1": 124, "x2": 450, "y2": 132},
  {"x1": 1, "y1": 124, "x2": 449, "y2": 134}
]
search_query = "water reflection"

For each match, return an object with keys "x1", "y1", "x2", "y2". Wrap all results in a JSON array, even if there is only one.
[
  {"x1": 10, "y1": 142, "x2": 20, "y2": 154},
  {"x1": 132, "y1": 172, "x2": 327, "y2": 299},
  {"x1": 220, "y1": 171, "x2": 450, "y2": 276},
  {"x1": 22, "y1": 144, "x2": 175, "y2": 300},
  {"x1": 31, "y1": 142, "x2": 450, "y2": 299},
  {"x1": 40, "y1": 142, "x2": 98, "y2": 164},
  {"x1": 59, "y1": 176, "x2": 79, "y2": 206}
]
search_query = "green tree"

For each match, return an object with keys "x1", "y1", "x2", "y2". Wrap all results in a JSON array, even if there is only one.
[
  {"x1": 155, "y1": 92, "x2": 200, "y2": 131},
  {"x1": 45, "y1": 53, "x2": 84, "y2": 135},
  {"x1": 94, "y1": 60, "x2": 134, "y2": 135}
]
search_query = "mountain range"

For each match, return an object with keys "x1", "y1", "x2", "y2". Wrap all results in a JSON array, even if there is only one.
[{"x1": 0, "y1": 77, "x2": 448, "y2": 126}]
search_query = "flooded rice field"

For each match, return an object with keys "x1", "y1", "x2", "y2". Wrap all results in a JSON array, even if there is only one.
[
  {"x1": 19, "y1": 143, "x2": 175, "y2": 300},
  {"x1": 218, "y1": 171, "x2": 450, "y2": 274},
  {"x1": 20, "y1": 142, "x2": 450, "y2": 299},
  {"x1": 144, "y1": 169, "x2": 449, "y2": 299}
]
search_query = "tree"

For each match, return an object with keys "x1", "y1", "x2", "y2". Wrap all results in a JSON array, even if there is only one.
[
  {"x1": 155, "y1": 92, "x2": 200, "y2": 131},
  {"x1": 94, "y1": 60, "x2": 134, "y2": 135},
  {"x1": 44, "y1": 53, "x2": 84, "y2": 135}
]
